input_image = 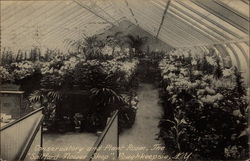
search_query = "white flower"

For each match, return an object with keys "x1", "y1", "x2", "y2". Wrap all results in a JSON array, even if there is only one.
[
  {"x1": 190, "y1": 81, "x2": 199, "y2": 88},
  {"x1": 191, "y1": 59, "x2": 197, "y2": 65},
  {"x1": 192, "y1": 70, "x2": 201, "y2": 76},
  {"x1": 201, "y1": 95, "x2": 215, "y2": 104},
  {"x1": 114, "y1": 46, "x2": 121, "y2": 53},
  {"x1": 197, "y1": 89, "x2": 205, "y2": 96},
  {"x1": 215, "y1": 93, "x2": 223, "y2": 101},
  {"x1": 180, "y1": 68, "x2": 189, "y2": 76},
  {"x1": 205, "y1": 87, "x2": 216, "y2": 95},
  {"x1": 222, "y1": 68, "x2": 233, "y2": 77},
  {"x1": 200, "y1": 92, "x2": 223, "y2": 104},
  {"x1": 101, "y1": 45, "x2": 113, "y2": 56},
  {"x1": 166, "y1": 86, "x2": 173, "y2": 92},
  {"x1": 11, "y1": 61, "x2": 35, "y2": 79},
  {"x1": 232, "y1": 110, "x2": 243, "y2": 117},
  {"x1": 124, "y1": 48, "x2": 130, "y2": 53},
  {"x1": 163, "y1": 75, "x2": 168, "y2": 80},
  {"x1": 0, "y1": 66, "x2": 13, "y2": 82},
  {"x1": 170, "y1": 55, "x2": 175, "y2": 61},
  {"x1": 206, "y1": 56, "x2": 217, "y2": 66}
]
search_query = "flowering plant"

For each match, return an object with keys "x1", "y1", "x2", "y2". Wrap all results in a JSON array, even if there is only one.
[
  {"x1": 0, "y1": 61, "x2": 38, "y2": 84},
  {"x1": 97, "y1": 45, "x2": 131, "y2": 61},
  {"x1": 40, "y1": 54, "x2": 82, "y2": 89},
  {"x1": 1, "y1": 37, "x2": 139, "y2": 132},
  {"x1": 101, "y1": 45, "x2": 113, "y2": 57},
  {"x1": 0, "y1": 66, "x2": 14, "y2": 83},
  {"x1": 159, "y1": 48, "x2": 249, "y2": 160},
  {"x1": 11, "y1": 61, "x2": 36, "y2": 80}
]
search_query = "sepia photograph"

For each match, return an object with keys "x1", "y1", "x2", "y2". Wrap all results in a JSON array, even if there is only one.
[{"x1": 0, "y1": 0, "x2": 249, "y2": 160}]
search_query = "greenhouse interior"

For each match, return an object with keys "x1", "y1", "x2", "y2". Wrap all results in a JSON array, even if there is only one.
[{"x1": 0, "y1": 0, "x2": 249, "y2": 160}]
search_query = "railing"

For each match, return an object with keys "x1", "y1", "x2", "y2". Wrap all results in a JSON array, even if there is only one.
[
  {"x1": 18, "y1": 115, "x2": 44, "y2": 161},
  {"x1": 0, "y1": 107, "x2": 44, "y2": 161},
  {"x1": 84, "y1": 110, "x2": 119, "y2": 161}
]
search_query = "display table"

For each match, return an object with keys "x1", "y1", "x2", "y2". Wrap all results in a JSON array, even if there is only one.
[{"x1": 0, "y1": 90, "x2": 24, "y2": 127}]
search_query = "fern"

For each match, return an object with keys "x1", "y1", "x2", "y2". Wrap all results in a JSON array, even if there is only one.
[{"x1": 28, "y1": 90, "x2": 43, "y2": 103}]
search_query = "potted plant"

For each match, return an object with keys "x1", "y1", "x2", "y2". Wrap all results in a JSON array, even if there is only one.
[{"x1": 73, "y1": 113, "x2": 83, "y2": 132}]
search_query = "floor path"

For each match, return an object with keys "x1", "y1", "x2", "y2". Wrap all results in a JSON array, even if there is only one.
[
  {"x1": 42, "y1": 83, "x2": 164, "y2": 161},
  {"x1": 43, "y1": 132, "x2": 98, "y2": 160},
  {"x1": 119, "y1": 83, "x2": 165, "y2": 161}
]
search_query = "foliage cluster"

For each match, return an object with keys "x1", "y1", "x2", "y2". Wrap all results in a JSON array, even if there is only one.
[{"x1": 158, "y1": 49, "x2": 249, "y2": 160}]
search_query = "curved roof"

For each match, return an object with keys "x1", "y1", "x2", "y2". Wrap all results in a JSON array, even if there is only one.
[{"x1": 0, "y1": 0, "x2": 249, "y2": 83}]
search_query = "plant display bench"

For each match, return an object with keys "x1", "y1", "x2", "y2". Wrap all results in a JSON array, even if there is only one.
[
  {"x1": 0, "y1": 90, "x2": 24, "y2": 126},
  {"x1": 55, "y1": 90, "x2": 94, "y2": 133},
  {"x1": 0, "y1": 86, "x2": 44, "y2": 160}
]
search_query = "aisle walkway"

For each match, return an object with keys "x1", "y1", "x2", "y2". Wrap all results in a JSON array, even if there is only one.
[
  {"x1": 43, "y1": 132, "x2": 98, "y2": 160},
  {"x1": 42, "y1": 83, "x2": 164, "y2": 161},
  {"x1": 119, "y1": 83, "x2": 165, "y2": 160}
]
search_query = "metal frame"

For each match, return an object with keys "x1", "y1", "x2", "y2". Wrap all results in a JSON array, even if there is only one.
[
  {"x1": 156, "y1": 0, "x2": 171, "y2": 38},
  {"x1": 73, "y1": 0, "x2": 116, "y2": 26}
]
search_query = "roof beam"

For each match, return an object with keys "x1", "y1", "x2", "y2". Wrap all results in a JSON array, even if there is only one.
[
  {"x1": 168, "y1": 9, "x2": 222, "y2": 42},
  {"x1": 191, "y1": 0, "x2": 249, "y2": 34},
  {"x1": 174, "y1": 1, "x2": 242, "y2": 39},
  {"x1": 12, "y1": 3, "x2": 93, "y2": 43},
  {"x1": 156, "y1": 0, "x2": 171, "y2": 38},
  {"x1": 241, "y1": 0, "x2": 249, "y2": 5},
  {"x1": 176, "y1": 38, "x2": 249, "y2": 48},
  {"x1": 73, "y1": 0, "x2": 116, "y2": 27},
  {"x1": 123, "y1": 0, "x2": 139, "y2": 25},
  {"x1": 213, "y1": 0, "x2": 249, "y2": 21},
  {"x1": 93, "y1": 1, "x2": 119, "y2": 24}
]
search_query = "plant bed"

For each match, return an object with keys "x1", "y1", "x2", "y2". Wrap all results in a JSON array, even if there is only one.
[
  {"x1": 0, "y1": 36, "x2": 141, "y2": 134},
  {"x1": 118, "y1": 92, "x2": 139, "y2": 133},
  {"x1": 158, "y1": 49, "x2": 249, "y2": 160}
]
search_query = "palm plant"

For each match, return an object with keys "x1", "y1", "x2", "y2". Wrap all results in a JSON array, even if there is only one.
[
  {"x1": 29, "y1": 89, "x2": 62, "y2": 130},
  {"x1": 89, "y1": 71, "x2": 125, "y2": 107},
  {"x1": 90, "y1": 87, "x2": 124, "y2": 107},
  {"x1": 67, "y1": 36, "x2": 103, "y2": 59},
  {"x1": 29, "y1": 89, "x2": 62, "y2": 109},
  {"x1": 124, "y1": 34, "x2": 148, "y2": 54},
  {"x1": 89, "y1": 71, "x2": 126, "y2": 129}
]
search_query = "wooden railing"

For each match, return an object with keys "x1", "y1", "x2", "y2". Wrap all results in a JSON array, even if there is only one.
[
  {"x1": 0, "y1": 107, "x2": 44, "y2": 161},
  {"x1": 84, "y1": 110, "x2": 119, "y2": 161}
]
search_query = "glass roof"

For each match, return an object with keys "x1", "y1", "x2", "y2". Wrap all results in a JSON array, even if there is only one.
[
  {"x1": 0, "y1": 0, "x2": 249, "y2": 84},
  {"x1": 1, "y1": 0, "x2": 248, "y2": 48}
]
